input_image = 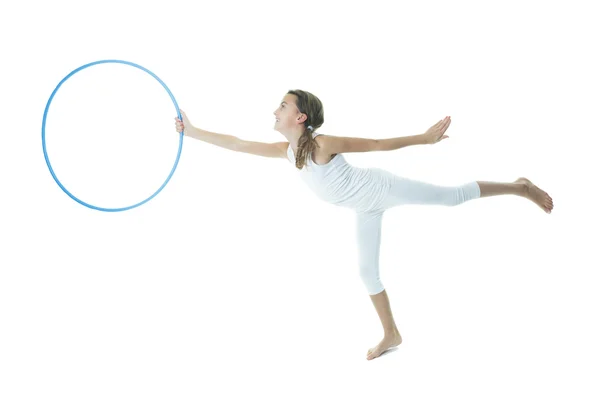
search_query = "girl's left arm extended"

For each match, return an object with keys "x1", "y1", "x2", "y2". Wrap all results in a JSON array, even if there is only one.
[
  {"x1": 374, "y1": 134, "x2": 429, "y2": 151},
  {"x1": 376, "y1": 116, "x2": 452, "y2": 151}
]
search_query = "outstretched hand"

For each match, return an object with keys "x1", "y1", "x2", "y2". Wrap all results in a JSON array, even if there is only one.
[{"x1": 423, "y1": 116, "x2": 451, "y2": 144}]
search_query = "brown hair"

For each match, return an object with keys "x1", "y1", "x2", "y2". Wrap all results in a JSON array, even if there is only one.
[{"x1": 287, "y1": 89, "x2": 325, "y2": 170}]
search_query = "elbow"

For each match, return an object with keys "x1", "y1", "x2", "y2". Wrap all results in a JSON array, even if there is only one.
[{"x1": 231, "y1": 137, "x2": 244, "y2": 152}]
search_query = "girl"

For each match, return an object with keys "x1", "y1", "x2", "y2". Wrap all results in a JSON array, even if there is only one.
[{"x1": 175, "y1": 89, "x2": 554, "y2": 361}]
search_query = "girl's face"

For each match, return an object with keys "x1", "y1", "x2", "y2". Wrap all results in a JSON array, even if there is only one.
[{"x1": 273, "y1": 95, "x2": 304, "y2": 132}]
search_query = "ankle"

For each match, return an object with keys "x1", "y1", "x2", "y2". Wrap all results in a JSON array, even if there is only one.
[
  {"x1": 519, "y1": 182, "x2": 529, "y2": 196},
  {"x1": 385, "y1": 328, "x2": 400, "y2": 337}
]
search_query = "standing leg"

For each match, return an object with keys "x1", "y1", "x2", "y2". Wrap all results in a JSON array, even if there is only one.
[
  {"x1": 356, "y1": 211, "x2": 403, "y2": 361},
  {"x1": 368, "y1": 289, "x2": 402, "y2": 360}
]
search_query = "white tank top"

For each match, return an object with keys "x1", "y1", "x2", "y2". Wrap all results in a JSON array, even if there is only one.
[{"x1": 286, "y1": 132, "x2": 390, "y2": 212}]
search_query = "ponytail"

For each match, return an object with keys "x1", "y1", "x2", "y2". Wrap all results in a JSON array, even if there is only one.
[{"x1": 294, "y1": 125, "x2": 320, "y2": 170}]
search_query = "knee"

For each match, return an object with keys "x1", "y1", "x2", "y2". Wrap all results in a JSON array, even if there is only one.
[
  {"x1": 443, "y1": 189, "x2": 469, "y2": 207},
  {"x1": 359, "y1": 266, "x2": 384, "y2": 295},
  {"x1": 452, "y1": 182, "x2": 481, "y2": 205}
]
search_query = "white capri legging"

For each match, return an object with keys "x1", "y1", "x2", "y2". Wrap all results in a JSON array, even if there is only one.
[{"x1": 356, "y1": 172, "x2": 481, "y2": 295}]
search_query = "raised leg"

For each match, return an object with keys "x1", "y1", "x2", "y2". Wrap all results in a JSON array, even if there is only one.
[
  {"x1": 477, "y1": 180, "x2": 526, "y2": 197},
  {"x1": 373, "y1": 170, "x2": 553, "y2": 214},
  {"x1": 478, "y1": 177, "x2": 554, "y2": 213}
]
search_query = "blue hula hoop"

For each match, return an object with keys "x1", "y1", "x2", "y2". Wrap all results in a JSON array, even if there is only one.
[{"x1": 41, "y1": 59, "x2": 183, "y2": 212}]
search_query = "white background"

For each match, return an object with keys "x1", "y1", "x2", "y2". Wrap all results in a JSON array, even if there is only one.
[{"x1": 1, "y1": 0, "x2": 598, "y2": 399}]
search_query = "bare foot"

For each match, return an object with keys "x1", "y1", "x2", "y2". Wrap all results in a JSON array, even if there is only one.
[
  {"x1": 367, "y1": 332, "x2": 402, "y2": 361},
  {"x1": 514, "y1": 177, "x2": 554, "y2": 214}
]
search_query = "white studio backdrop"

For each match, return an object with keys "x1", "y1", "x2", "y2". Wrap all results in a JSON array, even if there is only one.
[{"x1": 1, "y1": 0, "x2": 598, "y2": 399}]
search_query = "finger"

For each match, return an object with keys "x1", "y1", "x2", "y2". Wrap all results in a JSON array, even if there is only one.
[{"x1": 443, "y1": 118, "x2": 451, "y2": 130}]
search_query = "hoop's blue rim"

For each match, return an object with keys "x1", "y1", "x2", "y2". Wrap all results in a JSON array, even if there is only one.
[{"x1": 42, "y1": 59, "x2": 183, "y2": 212}]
